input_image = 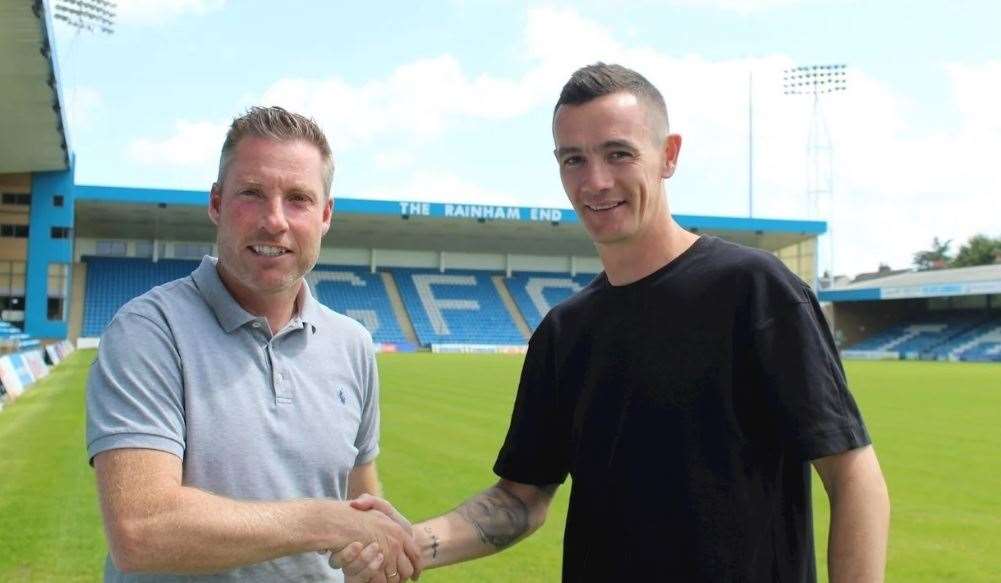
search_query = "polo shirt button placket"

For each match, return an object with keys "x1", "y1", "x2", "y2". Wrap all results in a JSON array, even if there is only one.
[{"x1": 271, "y1": 343, "x2": 294, "y2": 406}]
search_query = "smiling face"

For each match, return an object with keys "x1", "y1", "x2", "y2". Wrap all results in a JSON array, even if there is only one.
[
  {"x1": 554, "y1": 91, "x2": 680, "y2": 249},
  {"x1": 208, "y1": 136, "x2": 332, "y2": 307}
]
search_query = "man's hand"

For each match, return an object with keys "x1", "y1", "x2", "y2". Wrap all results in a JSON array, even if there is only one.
[
  {"x1": 350, "y1": 494, "x2": 414, "y2": 534},
  {"x1": 329, "y1": 495, "x2": 421, "y2": 581},
  {"x1": 331, "y1": 541, "x2": 400, "y2": 582}
]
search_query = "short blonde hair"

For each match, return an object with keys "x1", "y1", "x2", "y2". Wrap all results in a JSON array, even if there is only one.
[{"x1": 218, "y1": 106, "x2": 334, "y2": 197}]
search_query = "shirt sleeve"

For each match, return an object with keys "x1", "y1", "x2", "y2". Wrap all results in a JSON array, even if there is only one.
[
  {"x1": 85, "y1": 310, "x2": 186, "y2": 464},
  {"x1": 753, "y1": 288, "x2": 871, "y2": 461},
  {"x1": 493, "y1": 318, "x2": 571, "y2": 486},
  {"x1": 353, "y1": 338, "x2": 380, "y2": 466}
]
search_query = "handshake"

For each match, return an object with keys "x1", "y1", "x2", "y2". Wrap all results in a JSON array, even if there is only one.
[
  {"x1": 324, "y1": 494, "x2": 427, "y2": 582},
  {"x1": 322, "y1": 480, "x2": 549, "y2": 582}
]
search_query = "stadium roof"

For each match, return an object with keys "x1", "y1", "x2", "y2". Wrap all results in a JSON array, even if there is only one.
[
  {"x1": 820, "y1": 263, "x2": 1001, "y2": 302},
  {"x1": 0, "y1": 0, "x2": 70, "y2": 173},
  {"x1": 72, "y1": 185, "x2": 826, "y2": 256}
]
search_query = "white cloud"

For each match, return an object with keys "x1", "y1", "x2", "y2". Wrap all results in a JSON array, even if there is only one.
[
  {"x1": 665, "y1": 0, "x2": 854, "y2": 14},
  {"x1": 819, "y1": 63, "x2": 1001, "y2": 274},
  {"x1": 947, "y1": 61, "x2": 1001, "y2": 132},
  {"x1": 255, "y1": 54, "x2": 545, "y2": 153},
  {"x1": 122, "y1": 7, "x2": 998, "y2": 277},
  {"x1": 374, "y1": 150, "x2": 417, "y2": 171},
  {"x1": 359, "y1": 171, "x2": 512, "y2": 205},
  {"x1": 127, "y1": 120, "x2": 226, "y2": 170},
  {"x1": 116, "y1": 0, "x2": 226, "y2": 25}
]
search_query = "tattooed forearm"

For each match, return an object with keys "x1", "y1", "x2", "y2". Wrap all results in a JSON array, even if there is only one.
[
  {"x1": 423, "y1": 526, "x2": 440, "y2": 559},
  {"x1": 455, "y1": 484, "x2": 530, "y2": 549}
]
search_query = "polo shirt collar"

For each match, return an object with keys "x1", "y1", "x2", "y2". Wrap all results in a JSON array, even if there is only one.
[
  {"x1": 191, "y1": 256, "x2": 323, "y2": 334},
  {"x1": 191, "y1": 256, "x2": 260, "y2": 333},
  {"x1": 296, "y1": 277, "x2": 323, "y2": 330}
]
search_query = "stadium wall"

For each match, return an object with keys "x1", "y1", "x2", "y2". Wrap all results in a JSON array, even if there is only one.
[
  {"x1": 25, "y1": 165, "x2": 75, "y2": 339},
  {"x1": 0, "y1": 173, "x2": 31, "y2": 324},
  {"x1": 74, "y1": 238, "x2": 218, "y2": 262},
  {"x1": 0, "y1": 173, "x2": 31, "y2": 261},
  {"x1": 775, "y1": 238, "x2": 817, "y2": 286}
]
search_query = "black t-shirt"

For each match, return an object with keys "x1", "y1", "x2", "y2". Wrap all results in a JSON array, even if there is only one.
[{"x1": 494, "y1": 236, "x2": 870, "y2": 582}]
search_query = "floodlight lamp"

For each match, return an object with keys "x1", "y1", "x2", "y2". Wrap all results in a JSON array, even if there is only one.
[{"x1": 54, "y1": 0, "x2": 117, "y2": 34}]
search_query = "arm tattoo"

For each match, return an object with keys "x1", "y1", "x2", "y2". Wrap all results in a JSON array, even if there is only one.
[
  {"x1": 455, "y1": 484, "x2": 530, "y2": 549},
  {"x1": 423, "y1": 526, "x2": 440, "y2": 559}
]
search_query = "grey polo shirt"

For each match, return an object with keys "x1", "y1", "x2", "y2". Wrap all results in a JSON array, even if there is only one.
[{"x1": 86, "y1": 256, "x2": 380, "y2": 582}]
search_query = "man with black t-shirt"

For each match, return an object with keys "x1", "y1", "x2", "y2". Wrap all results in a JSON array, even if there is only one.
[{"x1": 333, "y1": 64, "x2": 889, "y2": 582}]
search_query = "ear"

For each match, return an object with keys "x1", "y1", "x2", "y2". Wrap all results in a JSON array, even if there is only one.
[
  {"x1": 208, "y1": 183, "x2": 222, "y2": 226},
  {"x1": 321, "y1": 196, "x2": 333, "y2": 236},
  {"x1": 661, "y1": 134, "x2": 682, "y2": 179}
]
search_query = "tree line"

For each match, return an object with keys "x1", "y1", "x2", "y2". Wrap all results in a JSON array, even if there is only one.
[{"x1": 914, "y1": 234, "x2": 1001, "y2": 270}]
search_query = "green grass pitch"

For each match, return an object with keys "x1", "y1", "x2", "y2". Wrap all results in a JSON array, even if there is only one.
[{"x1": 1, "y1": 351, "x2": 999, "y2": 581}]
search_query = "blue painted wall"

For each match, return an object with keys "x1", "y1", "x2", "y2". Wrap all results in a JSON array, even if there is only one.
[
  {"x1": 818, "y1": 288, "x2": 881, "y2": 302},
  {"x1": 75, "y1": 185, "x2": 828, "y2": 235},
  {"x1": 75, "y1": 184, "x2": 207, "y2": 206},
  {"x1": 25, "y1": 162, "x2": 76, "y2": 338}
]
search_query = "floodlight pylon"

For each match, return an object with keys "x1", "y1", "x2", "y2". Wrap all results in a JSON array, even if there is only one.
[{"x1": 783, "y1": 64, "x2": 847, "y2": 287}]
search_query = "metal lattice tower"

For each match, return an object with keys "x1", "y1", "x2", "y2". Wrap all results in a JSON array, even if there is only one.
[{"x1": 783, "y1": 64, "x2": 846, "y2": 218}]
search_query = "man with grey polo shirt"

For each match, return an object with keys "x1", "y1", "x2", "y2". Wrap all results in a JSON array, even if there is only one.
[{"x1": 86, "y1": 107, "x2": 419, "y2": 582}]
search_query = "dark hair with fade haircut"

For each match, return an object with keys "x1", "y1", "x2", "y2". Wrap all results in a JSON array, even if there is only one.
[
  {"x1": 217, "y1": 106, "x2": 335, "y2": 198},
  {"x1": 553, "y1": 62, "x2": 670, "y2": 136}
]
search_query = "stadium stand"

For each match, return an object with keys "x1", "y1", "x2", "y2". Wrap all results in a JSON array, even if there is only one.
[
  {"x1": 392, "y1": 268, "x2": 525, "y2": 346},
  {"x1": 81, "y1": 257, "x2": 200, "y2": 337},
  {"x1": 305, "y1": 266, "x2": 408, "y2": 345},
  {"x1": 844, "y1": 312, "x2": 1001, "y2": 362},
  {"x1": 83, "y1": 257, "x2": 535, "y2": 348},
  {"x1": 82, "y1": 257, "x2": 411, "y2": 343},
  {"x1": 504, "y1": 272, "x2": 597, "y2": 330},
  {"x1": 933, "y1": 318, "x2": 1001, "y2": 362}
]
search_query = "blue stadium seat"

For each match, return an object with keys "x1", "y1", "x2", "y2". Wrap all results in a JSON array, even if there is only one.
[
  {"x1": 504, "y1": 272, "x2": 597, "y2": 330},
  {"x1": 930, "y1": 318, "x2": 1001, "y2": 362},
  {"x1": 392, "y1": 268, "x2": 524, "y2": 346},
  {"x1": 82, "y1": 257, "x2": 199, "y2": 337},
  {"x1": 306, "y1": 267, "x2": 408, "y2": 344},
  {"x1": 82, "y1": 257, "x2": 411, "y2": 344},
  {"x1": 845, "y1": 311, "x2": 993, "y2": 360}
]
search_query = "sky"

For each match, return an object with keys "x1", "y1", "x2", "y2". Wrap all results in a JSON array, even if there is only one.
[{"x1": 52, "y1": 0, "x2": 1001, "y2": 278}]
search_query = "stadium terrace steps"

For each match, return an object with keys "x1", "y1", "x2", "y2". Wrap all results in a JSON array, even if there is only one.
[
  {"x1": 504, "y1": 272, "x2": 597, "y2": 330},
  {"x1": 381, "y1": 272, "x2": 419, "y2": 345},
  {"x1": 82, "y1": 257, "x2": 200, "y2": 337},
  {"x1": 82, "y1": 257, "x2": 414, "y2": 345},
  {"x1": 936, "y1": 320, "x2": 1001, "y2": 361},
  {"x1": 391, "y1": 268, "x2": 525, "y2": 346},
  {"x1": 492, "y1": 275, "x2": 531, "y2": 341},
  {"x1": 305, "y1": 266, "x2": 408, "y2": 345},
  {"x1": 845, "y1": 313, "x2": 1001, "y2": 362},
  {"x1": 79, "y1": 258, "x2": 608, "y2": 348},
  {"x1": 878, "y1": 324, "x2": 950, "y2": 351}
]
